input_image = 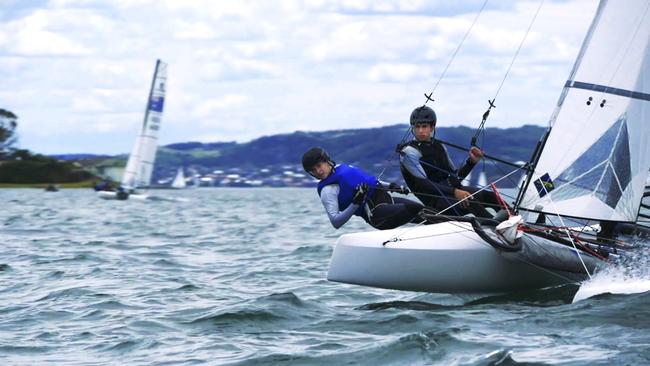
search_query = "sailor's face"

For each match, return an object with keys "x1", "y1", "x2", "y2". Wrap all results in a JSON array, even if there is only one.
[
  {"x1": 311, "y1": 161, "x2": 332, "y2": 180},
  {"x1": 413, "y1": 123, "x2": 434, "y2": 141}
]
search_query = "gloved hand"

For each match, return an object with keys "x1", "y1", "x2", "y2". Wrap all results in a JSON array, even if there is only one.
[
  {"x1": 388, "y1": 182, "x2": 410, "y2": 195},
  {"x1": 352, "y1": 183, "x2": 369, "y2": 205}
]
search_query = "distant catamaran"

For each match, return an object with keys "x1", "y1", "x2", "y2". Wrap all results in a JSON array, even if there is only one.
[
  {"x1": 171, "y1": 167, "x2": 187, "y2": 189},
  {"x1": 98, "y1": 59, "x2": 168, "y2": 200}
]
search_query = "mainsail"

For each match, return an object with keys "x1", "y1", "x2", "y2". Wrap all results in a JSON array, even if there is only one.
[
  {"x1": 171, "y1": 167, "x2": 186, "y2": 189},
  {"x1": 519, "y1": 0, "x2": 650, "y2": 222},
  {"x1": 122, "y1": 59, "x2": 168, "y2": 190}
]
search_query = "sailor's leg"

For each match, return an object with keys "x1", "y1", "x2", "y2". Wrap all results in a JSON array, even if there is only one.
[
  {"x1": 403, "y1": 176, "x2": 440, "y2": 207},
  {"x1": 462, "y1": 186, "x2": 504, "y2": 218},
  {"x1": 369, "y1": 198, "x2": 424, "y2": 230}
]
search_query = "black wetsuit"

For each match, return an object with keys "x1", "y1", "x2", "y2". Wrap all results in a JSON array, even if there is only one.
[
  {"x1": 361, "y1": 188, "x2": 423, "y2": 230},
  {"x1": 399, "y1": 139, "x2": 501, "y2": 218}
]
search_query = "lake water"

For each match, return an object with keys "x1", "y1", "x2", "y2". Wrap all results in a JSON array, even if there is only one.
[{"x1": 1, "y1": 188, "x2": 649, "y2": 365}]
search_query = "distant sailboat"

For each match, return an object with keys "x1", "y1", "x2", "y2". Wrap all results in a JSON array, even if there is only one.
[
  {"x1": 477, "y1": 171, "x2": 487, "y2": 187},
  {"x1": 98, "y1": 59, "x2": 168, "y2": 200},
  {"x1": 171, "y1": 168, "x2": 187, "y2": 189},
  {"x1": 462, "y1": 171, "x2": 472, "y2": 186}
]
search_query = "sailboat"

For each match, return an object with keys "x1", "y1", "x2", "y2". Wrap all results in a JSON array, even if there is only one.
[
  {"x1": 477, "y1": 171, "x2": 487, "y2": 187},
  {"x1": 171, "y1": 167, "x2": 187, "y2": 189},
  {"x1": 98, "y1": 59, "x2": 168, "y2": 200},
  {"x1": 327, "y1": 0, "x2": 650, "y2": 293}
]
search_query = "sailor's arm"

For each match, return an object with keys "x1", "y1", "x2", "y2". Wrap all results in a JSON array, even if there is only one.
[
  {"x1": 457, "y1": 158, "x2": 476, "y2": 180},
  {"x1": 399, "y1": 146, "x2": 427, "y2": 179},
  {"x1": 457, "y1": 146, "x2": 482, "y2": 179},
  {"x1": 320, "y1": 184, "x2": 359, "y2": 229},
  {"x1": 400, "y1": 146, "x2": 455, "y2": 195}
]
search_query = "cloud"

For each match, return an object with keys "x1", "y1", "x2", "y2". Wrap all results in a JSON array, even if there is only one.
[
  {"x1": 367, "y1": 63, "x2": 420, "y2": 82},
  {"x1": 192, "y1": 95, "x2": 250, "y2": 119},
  {"x1": 3, "y1": 11, "x2": 92, "y2": 56},
  {"x1": 0, "y1": 0, "x2": 600, "y2": 154}
]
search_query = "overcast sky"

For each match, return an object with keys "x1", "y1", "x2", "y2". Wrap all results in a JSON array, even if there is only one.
[{"x1": 0, "y1": 0, "x2": 599, "y2": 154}]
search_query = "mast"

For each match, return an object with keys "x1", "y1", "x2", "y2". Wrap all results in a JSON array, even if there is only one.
[{"x1": 122, "y1": 59, "x2": 168, "y2": 190}]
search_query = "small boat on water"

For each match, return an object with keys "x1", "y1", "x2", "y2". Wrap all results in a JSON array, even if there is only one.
[
  {"x1": 99, "y1": 59, "x2": 168, "y2": 201},
  {"x1": 44, "y1": 184, "x2": 59, "y2": 192},
  {"x1": 327, "y1": 0, "x2": 650, "y2": 294},
  {"x1": 171, "y1": 168, "x2": 187, "y2": 189}
]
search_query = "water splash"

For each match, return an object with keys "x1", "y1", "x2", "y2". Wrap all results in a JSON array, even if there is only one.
[{"x1": 573, "y1": 235, "x2": 650, "y2": 303}]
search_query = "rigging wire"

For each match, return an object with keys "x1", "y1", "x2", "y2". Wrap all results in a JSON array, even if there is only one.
[
  {"x1": 423, "y1": 0, "x2": 490, "y2": 106},
  {"x1": 383, "y1": 166, "x2": 522, "y2": 244},
  {"x1": 377, "y1": 0, "x2": 490, "y2": 180},
  {"x1": 537, "y1": 184, "x2": 594, "y2": 279},
  {"x1": 471, "y1": 0, "x2": 546, "y2": 146}
]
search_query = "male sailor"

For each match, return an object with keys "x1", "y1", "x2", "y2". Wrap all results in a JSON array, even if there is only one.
[
  {"x1": 399, "y1": 105, "x2": 501, "y2": 218},
  {"x1": 302, "y1": 147, "x2": 423, "y2": 230}
]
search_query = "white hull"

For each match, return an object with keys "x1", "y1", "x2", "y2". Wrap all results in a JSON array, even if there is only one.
[
  {"x1": 97, "y1": 191, "x2": 149, "y2": 200},
  {"x1": 327, "y1": 222, "x2": 587, "y2": 294}
]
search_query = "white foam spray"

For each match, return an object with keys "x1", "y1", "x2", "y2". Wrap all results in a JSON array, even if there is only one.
[{"x1": 573, "y1": 235, "x2": 650, "y2": 303}]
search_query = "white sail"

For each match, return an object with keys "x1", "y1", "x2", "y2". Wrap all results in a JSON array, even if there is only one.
[
  {"x1": 171, "y1": 168, "x2": 186, "y2": 189},
  {"x1": 462, "y1": 171, "x2": 472, "y2": 186},
  {"x1": 520, "y1": 0, "x2": 650, "y2": 222},
  {"x1": 477, "y1": 171, "x2": 487, "y2": 187},
  {"x1": 122, "y1": 59, "x2": 168, "y2": 190}
]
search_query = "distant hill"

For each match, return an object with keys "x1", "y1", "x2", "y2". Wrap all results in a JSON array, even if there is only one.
[
  {"x1": 158, "y1": 124, "x2": 542, "y2": 164},
  {"x1": 56, "y1": 124, "x2": 547, "y2": 187}
]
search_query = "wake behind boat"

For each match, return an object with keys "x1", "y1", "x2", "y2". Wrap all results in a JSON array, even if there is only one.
[
  {"x1": 98, "y1": 59, "x2": 168, "y2": 201},
  {"x1": 327, "y1": 0, "x2": 650, "y2": 294}
]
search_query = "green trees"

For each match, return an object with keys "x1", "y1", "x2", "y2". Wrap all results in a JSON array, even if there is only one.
[
  {"x1": 0, "y1": 108, "x2": 94, "y2": 184},
  {"x1": 0, "y1": 108, "x2": 18, "y2": 159}
]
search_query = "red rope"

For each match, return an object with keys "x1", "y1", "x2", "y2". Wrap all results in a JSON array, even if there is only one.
[{"x1": 490, "y1": 182, "x2": 511, "y2": 216}]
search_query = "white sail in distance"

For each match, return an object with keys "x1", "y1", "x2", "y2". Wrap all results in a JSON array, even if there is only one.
[
  {"x1": 171, "y1": 168, "x2": 186, "y2": 189},
  {"x1": 520, "y1": 0, "x2": 650, "y2": 222},
  {"x1": 122, "y1": 59, "x2": 168, "y2": 190}
]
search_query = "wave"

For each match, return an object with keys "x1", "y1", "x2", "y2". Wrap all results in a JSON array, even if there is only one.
[{"x1": 356, "y1": 300, "x2": 460, "y2": 311}]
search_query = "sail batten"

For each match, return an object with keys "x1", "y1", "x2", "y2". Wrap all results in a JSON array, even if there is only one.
[
  {"x1": 566, "y1": 81, "x2": 650, "y2": 101},
  {"x1": 520, "y1": 0, "x2": 650, "y2": 222}
]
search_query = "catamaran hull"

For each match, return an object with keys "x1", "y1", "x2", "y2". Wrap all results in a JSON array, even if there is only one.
[
  {"x1": 97, "y1": 191, "x2": 149, "y2": 200},
  {"x1": 327, "y1": 222, "x2": 600, "y2": 293}
]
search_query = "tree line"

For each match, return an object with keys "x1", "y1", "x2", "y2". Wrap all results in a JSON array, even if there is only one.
[{"x1": 0, "y1": 108, "x2": 93, "y2": 184}]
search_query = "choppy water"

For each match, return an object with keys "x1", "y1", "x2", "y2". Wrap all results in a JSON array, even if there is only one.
[{"x1": 1, "y1": 188, "x2": 649, "y2": 365}]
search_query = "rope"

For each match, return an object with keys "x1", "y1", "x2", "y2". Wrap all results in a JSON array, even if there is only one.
[
  {"x1": 537, "y1": 182, "x2": 593, "y2": 279},
  {"x1": 384, "y1": 166, "x2": 522, "y2": 244},
  {"x1": 435, "y1": 167, "x2": 521, "y2": 216},
  {"x1": 374, "y1": 185, "x2": 509, "y2": 208},
  {"x1": 490, "y1": 182, "x2": 511, "y2": 216}
]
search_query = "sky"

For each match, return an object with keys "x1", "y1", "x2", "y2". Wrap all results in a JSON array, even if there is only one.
[{"x1": 0, "y1": 0, "x2": 600, "y2": 155}]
